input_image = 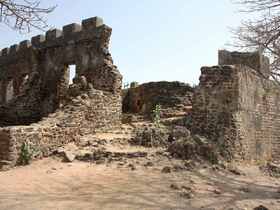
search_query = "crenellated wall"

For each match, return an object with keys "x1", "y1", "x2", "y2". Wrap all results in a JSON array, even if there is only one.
[
  {"x1": 218, "y1": 50, "x2": 270, "y2": 77},
  {"x1": 0, "y1": 16, "x2": 122, "y2": 126},
  {"x1": 0, "y1": 17, "x2": 122, "y2": 169},
  {"x1": 192, "y1": 50, "x2": 280, "y2": 162}
]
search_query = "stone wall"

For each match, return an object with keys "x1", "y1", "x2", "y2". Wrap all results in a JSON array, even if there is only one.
[
  {"x1": 191, "y1": 65, "x2": 239, "y2": 160},
  {"x1": 236, "y1": 68, "x2": 280, "y2": 161},
  {"x1": 0, "y1": 17, "x2": 122, "y2": 168},
  {"x1": 0, "y1": 16, "x2": 122, "y2": 126},
  {"x1": 192, "y1": 51, "x2": 280, "y2": 162},
  {"x1": 218, "y1": 50, "x2": 270, "y2": 77},
  {"x1": 122, "y1": 81, "x2": 193, "y2": 118},
  {"x1": 0, "y1": 88, "x2": 121, "y2": 167}
]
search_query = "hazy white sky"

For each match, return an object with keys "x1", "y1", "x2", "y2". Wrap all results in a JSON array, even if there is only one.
[{"x1": 0, "y1": 0, "x2": 245, "y2": 85}]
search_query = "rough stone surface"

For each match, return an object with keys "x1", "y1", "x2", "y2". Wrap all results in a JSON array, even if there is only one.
[
  {"x1": 63, "y1": 151, "x2": 76, "y2": 162},
  {"x1": 167, "y1": 134, "x2": 219, "y2": 163},
  {"x1": 0, "y1": 16, "x2": 122, "y2": 126},
  {"x1": 192, "y1": 50, "x2": 280, "y2": 162},
  {"x1": 131, "y1": 125, "x2": 170, "y2": 147},
  {"x1": 161, "y1": 166, "x2": 172, "y2": 173},
  {"x1": 253, "y1": 205, "x2": 269, "y2": 210},
  {"x1": 260, "y1": 162, "x2": 280, "y2": 177},
  {"x1": 218, "y1": 50, "x2": 270, "y2": 77},
  {"x1": 0, "y1": 17, "x2": 122, "y2": 168},
  {"x1": 122, "y1": 81, "x2": 193, "y2": 118}
]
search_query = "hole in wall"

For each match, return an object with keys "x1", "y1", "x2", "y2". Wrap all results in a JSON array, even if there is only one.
[
  {"x1": 69, "y1": 64, "x2": 76, "y2": 85},
  {"x1": 6, "y1": 80, "x2": 14, "y2": 103},
  {"x1": 23, "y1": 74, "x2": 29, "y2": 83},
  {"x1": 19, "y1": 74, "x2": 29, "y2": 93}
]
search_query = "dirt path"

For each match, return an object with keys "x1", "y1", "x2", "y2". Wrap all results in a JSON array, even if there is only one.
[{"x1": 0, "y1": 158, "x2": 279, "y2": 210}]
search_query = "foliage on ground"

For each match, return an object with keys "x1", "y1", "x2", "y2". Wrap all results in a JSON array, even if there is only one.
[{"x1": 18, "y1": 141, "x2": 40, "y2": 165}]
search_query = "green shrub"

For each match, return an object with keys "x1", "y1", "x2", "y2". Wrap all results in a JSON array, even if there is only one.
[
  {"x1": 19, "y1": 141, "x2": 39, "y2": 165},
  {"x1": 152, "y1": 104, "x2": 161, "y2": 127}
]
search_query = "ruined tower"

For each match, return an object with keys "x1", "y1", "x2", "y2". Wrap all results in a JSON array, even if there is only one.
[
  {"x1": 0, "y1": 17, "x2": 122, "y2": 168},
  {"x1": 192, "y1": 50, "x2": 280, "y2": 162}
]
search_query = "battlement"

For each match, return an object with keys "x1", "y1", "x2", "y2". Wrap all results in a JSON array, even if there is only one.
[
  {"x1": 0, "y1": 16, "x2": 122, "y2": 169},
  {"x1": 0, "y1": 17, "x2": 109, "y2": 62},
  {"x1": 218, "y1": 50, "x2": 270, "y2": 77},
  {"x1": 0, "y1": 16, "x2": 122, "y2": 125}
]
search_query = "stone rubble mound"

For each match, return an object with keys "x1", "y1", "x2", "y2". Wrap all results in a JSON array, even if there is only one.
[
  {"x1": 260, "y1": 162, "x2": 280, "y2": 178},
  {"x1": 130, "y1": 124, "x2": 170, "y2": 147},
  {"x1": 167, "y1": 126, "x2": 220, "y2": 163}
]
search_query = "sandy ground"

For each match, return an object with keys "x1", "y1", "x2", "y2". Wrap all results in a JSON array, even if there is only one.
[{"x1": 0, "y1": 158, "x2": 279, "y2": 210}]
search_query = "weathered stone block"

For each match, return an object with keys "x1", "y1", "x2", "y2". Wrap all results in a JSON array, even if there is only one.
[
  {"x1": 19, "y1": 40, "x2": 31, "y2": 49},
  {"x1": 82, "y1": 17, "x2": 103, "y2": 30},
  {"x1": 63, "y1": 23, "x2": 82, "y2": 36},
  {"x1": 9, "y1": 44, "x2": 19, "y2": 54},
  {"x1": 46, "y1": 29, "x2": 63, "y2": 41},
  {"x1": 31, "y1": 35, "x2": 46, "y2": 46},
  {"x1": 218, "y1": 50, "x2": 270, "y2": 77},
  {"x1": 2, "y1": 48, "x2": 10, "y2": 56}
]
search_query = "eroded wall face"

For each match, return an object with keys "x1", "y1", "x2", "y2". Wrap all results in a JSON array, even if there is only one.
[
  {"x1": 0, "y1": 89, "x2": 121, "y2": 168},
  {"x1": 0, "y1": 17, "x2": 122, "y2": 168},
  {"x1": 191, "y1": 66, "x2": 240, "y2": 160},
  {"x1": 218, "y1": 50, "x2": 270, "y2": 77},
  {"x1": 0, "y1": 17, "x2": 122, "y2": 126},
  {"x1": 192, "y1": 51, "x2": 280, "y2": 162},
  {"x1": 237, "y1": 69, "x2": 280, "y2": 161},
  {"x1": 122, "y1": 81, "x2": 193, "y2": 118}
]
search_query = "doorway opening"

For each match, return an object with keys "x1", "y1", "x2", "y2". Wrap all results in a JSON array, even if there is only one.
[{"x1": 69, "y1": 64, "x2": 76, "y2": 85}]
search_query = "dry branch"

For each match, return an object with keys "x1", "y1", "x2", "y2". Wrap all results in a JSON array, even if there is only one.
[
  {"x1": 233, "y1": 0, "x2": 280, "y2": 83},
  {"x1": 0, "y1": 0, "x2": 56, "y2": 33}
]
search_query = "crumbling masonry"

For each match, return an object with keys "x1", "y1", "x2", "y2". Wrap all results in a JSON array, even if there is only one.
[
  {"x1": 192, "y1": 50, "x2": 280, "y2": 162},
  {"x1": 0, "y1": 17, "x2": 122, "y2": 168},
  {"x1": 0, "y1": 16, "x2": 280, "y2": 168}
]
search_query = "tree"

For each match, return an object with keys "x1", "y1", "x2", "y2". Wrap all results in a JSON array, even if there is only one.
[
  {"x1": 233, "y1": 0, "x2": 280, "y2": 82},
  {"x1": 0, "y1": 0, "x2": 56, "y2": 33}
]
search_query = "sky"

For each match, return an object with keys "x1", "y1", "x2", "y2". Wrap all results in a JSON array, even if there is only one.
[{"x1": 0, "y1": 0, "x2": 245, "y2": 85}]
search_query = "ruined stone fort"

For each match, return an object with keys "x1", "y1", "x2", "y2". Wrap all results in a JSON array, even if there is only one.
[
  {"x1": 0, "y1": 17, "x2": 279, "y2": 168},
  {"x1": 0, "y1": 17, "x2": 122, "y2": 167}
]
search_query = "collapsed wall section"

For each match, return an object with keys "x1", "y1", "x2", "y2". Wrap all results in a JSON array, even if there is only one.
[
  {"x1": 0, "y1": 89, "x2": 121, "y2": 167},
  {"x1": 0, "y1": 16, "x2": 122, "y2": 126},
  {"x1": 122, "y1": 81, "x2": 193, "y2": 118},
  {"x1": 0, "y1": 17, "x2": 122, "y2": 168}
]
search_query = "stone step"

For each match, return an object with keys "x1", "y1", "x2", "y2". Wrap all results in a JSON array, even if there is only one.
[
  {"x1": 93, "y1": 132, "x2": 132, "y2": 138},
  {"x1": 75, "y1": 149, "x2": 148, "y2": 162}
]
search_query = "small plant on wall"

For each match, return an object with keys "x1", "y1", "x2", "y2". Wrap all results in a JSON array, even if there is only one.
[{"x1": 152, "y1": 104, "x2": 162, "y2": 127}]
